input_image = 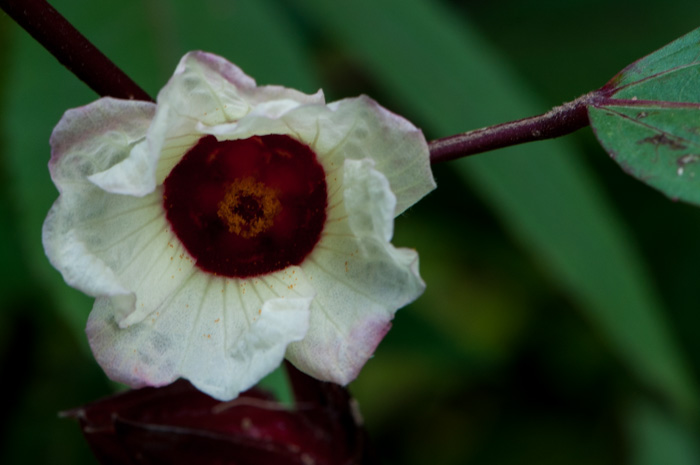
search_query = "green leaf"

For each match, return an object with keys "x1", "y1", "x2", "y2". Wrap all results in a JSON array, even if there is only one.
[
  {"x1": 606, "y1": 28, "x2": 700, "y2": 102},
  {"x1": 293, "y1": 0, "x2": 699, "y2": 413},
  {"x1": 590, "y1": 28, "x2": 700, "y2": 205},
  {"x1": 590, "y1": 103, "x2": 700, "y2": 203}
]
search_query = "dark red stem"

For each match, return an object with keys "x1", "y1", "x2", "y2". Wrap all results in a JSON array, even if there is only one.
[
  {"x1": 0, "y1": 0, "x2": 153, "y2": 101},
  {"x1": 429, "y1": 92, "x2": 601, "y2": 164},
  {"x1": 3, "y1": 0, "x2": 603, "y2": 165}
]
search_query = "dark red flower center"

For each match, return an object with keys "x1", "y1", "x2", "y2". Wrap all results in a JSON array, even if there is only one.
[{"x1": 163, "y1": 135, "x2": 327, "y2": 278}]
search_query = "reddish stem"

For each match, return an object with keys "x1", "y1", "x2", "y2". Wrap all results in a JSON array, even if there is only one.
[
  {"x1": 0, "y1": 0, "x2": 153, "y2": 101},
  {"x1": 3, "y1": 0, "x2": 603, "y2": 165},
  {"x1": 428, "y1": 92, "x2": 602, "y2": 164}
]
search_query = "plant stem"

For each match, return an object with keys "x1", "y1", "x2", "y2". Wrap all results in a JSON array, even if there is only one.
[
  {"x1": 3, "y1": 0, "x2": 603, "y2": 164},
  {"x1": 428, "y1": 92, "x2": 599, "y2": 164},
  {"x1": 0, "y1": 0, "x2": 153, "y2": 101}
]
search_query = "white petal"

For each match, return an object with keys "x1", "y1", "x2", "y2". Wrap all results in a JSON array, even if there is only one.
[
  {"x1": 87, "y1": 138, "x2": 157, "y2": 196},
  {"x1": 318, "y1": 96, "x2": 435, "y2": 215},
  {"x1": 150, "y1": 52, "x2": 324, "y2": 186},
  {"x1": 247, "y1": 99, "x2": 308, "y2": 119},
  {"x1": 153, "y1": 121, "x2": 202, "y2": 186},
  {"x1": 42, "y1": 219, "x2": 129, "y2": 297},
  {"x1": 48, "y1": 97, "x2": 155, "y2": 190},
  {"x1": 44, "y1": 98, "x2": 163, "y2": 298},
  {"x1": 194, "y1": 99, "x2": 309, "y2": 139},
  {"x1": 200, "y1": 96, "x2": 435, "y2": 215},
  {"x1": 196, "y1": 111, "x2": 293, "y2": 141},
  {"x1": 88, "y1": 267, "x2": 314, "y2": 401},
  {"x1": 50, "y1": 97, "x2": 160, "y2": 198},
  {"x1": 43, "y1": 183, "x2": 198, "y2": 324},
  {"x1": 159, "y1": 51, "x2": 323, "y2": 128},
  {"x1": 160, "y1": 53, "x2": 254, "y2": 126},
  {"x1": 287, "y1": 158, "x2": 426, "y2": 384},
  {"x1": 172, "y1": 52, "x2": 325, "y2": 111},
  {"x1": 344, "y1": 158, "x2": 396, "y2": 242}
]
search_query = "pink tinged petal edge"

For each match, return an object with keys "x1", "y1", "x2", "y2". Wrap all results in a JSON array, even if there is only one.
[
  {"x1": 287, "y1": 247, "x2": 423, "y2": 385},
  {"x1": 51, "y1": 97, "x2": 158, "y2": 197},
  {"x1": 86, "y1": 140, "x2": 158, "y2": 197},
  {"x1": 167, "y1": 52, "x2": 325, "y2": 126},
  {"x1": 291, "y1": 312, "x2": 395, "y2": 387},
  {"x1": 176, "y1": 51, "x2": 258, "y2": 95},
  {"x1": 326, "y1": 95, "x2": 436, "y2": 216},
  {"x1": 173, "y1": 66, "x2": 433, "y2": 217},
  {"x1": 346, "y1": 317, "x2": 393, "y2": 378},
  {"x1": 202, "y1": 95, "x2": 435, "y2": 216},
  {"x1": 48, "y1": 97, "x2": 156, "y2": 190},
  {"x1": 42, "y1": 219, "x2": 131, "y2": 298},
  {"x1": 149, "y1": 52, "x2": 325, "y2": 186},
  {"x1": 44, "y1": 98, "x2": 157, "y2": 298},
  {"x1": 286, "y1": 159, "x2": 426, "y2": 385},
  {"x1": 43, "y1": 184, "x2": 190, "y2": 324},
  {"x1": 182, "y1": 51, "x2": 326, "y2": 107},
  {"x1": 87, "y1": 270, "x2": 315, "y2": 401}
]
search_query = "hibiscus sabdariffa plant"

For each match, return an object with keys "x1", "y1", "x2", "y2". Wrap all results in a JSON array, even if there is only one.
[{"x1": 43, "y1": 51, "x2": 436, "y2": 400}]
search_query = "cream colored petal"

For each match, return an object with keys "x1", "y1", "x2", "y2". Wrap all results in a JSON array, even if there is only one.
[
  {"x1": 48, "y1": 97, "x2": 155, "y2": 191},
  {"x1": 150, "y1": 52, "x2": 323, "y2": 186},
  {"x1": 204, "y1": 96, "x2": 435, "y2": 215},
  {"x1": 316, "y1": 96, "x2": 435, "y2": 215},
  {"x1": 154, "y1": 132, "x2": 202, "y2": 186},
  {"x1": 287, "y1": 159, "x2": 425, "y2": 384},
  {"x1": 44, "y1": 97, "x2": 164, "y2": 300},
  {"x1": 43, "y1": 180, "x2": 198, "y2": 324},
  {"x1": 157, "y1": 51, "x2": 323, "y2": 130},
  {"x1": 88, "y1": 266, "x2": 314, "y2": 401},
  {"x1": 87, "y1": 138, "x2": 158, "y2": 197}
]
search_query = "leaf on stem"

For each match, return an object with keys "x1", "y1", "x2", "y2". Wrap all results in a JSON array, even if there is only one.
[{"x1": 589, "y1": 27, "x2": 700, "y2": 204}]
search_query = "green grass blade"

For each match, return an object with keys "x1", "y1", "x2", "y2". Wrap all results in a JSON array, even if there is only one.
[{"x1": 628, "y1": 399, "x2": 700, "y2": 465}]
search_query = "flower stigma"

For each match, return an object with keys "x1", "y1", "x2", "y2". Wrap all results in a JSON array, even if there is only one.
[
  {"x1": 216, "y1": 177, "x2": 281, "y2": 239},
  {"x1": 163, "y1": 134, "x2": 327, "y2": 279}
]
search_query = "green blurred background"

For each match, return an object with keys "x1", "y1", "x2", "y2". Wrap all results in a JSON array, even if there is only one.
[{"x1": 2, "y1": 0, "x2": 700, "y2": 463}]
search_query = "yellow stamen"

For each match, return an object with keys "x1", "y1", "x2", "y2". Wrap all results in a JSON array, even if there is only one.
[{"x1": 217, "y1": 177, "x2": 281, "y2": 239}]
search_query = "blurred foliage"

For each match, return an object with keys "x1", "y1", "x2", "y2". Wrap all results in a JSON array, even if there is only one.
[{"x1": 1, "y1": 0, "x2": 700, "y2": 464}]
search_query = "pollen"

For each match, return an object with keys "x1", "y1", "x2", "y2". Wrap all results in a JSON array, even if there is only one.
[
  {"x1": 163, "y1": 134, "x2": 327, "y2": 278},
  {"x1": 216, "y1": 177, "x2": 282, "y2": 239}
]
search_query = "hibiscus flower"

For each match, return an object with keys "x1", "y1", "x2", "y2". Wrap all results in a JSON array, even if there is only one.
[{"x1": 43, "y1": 51, "x2": 435, "y2": 400}]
